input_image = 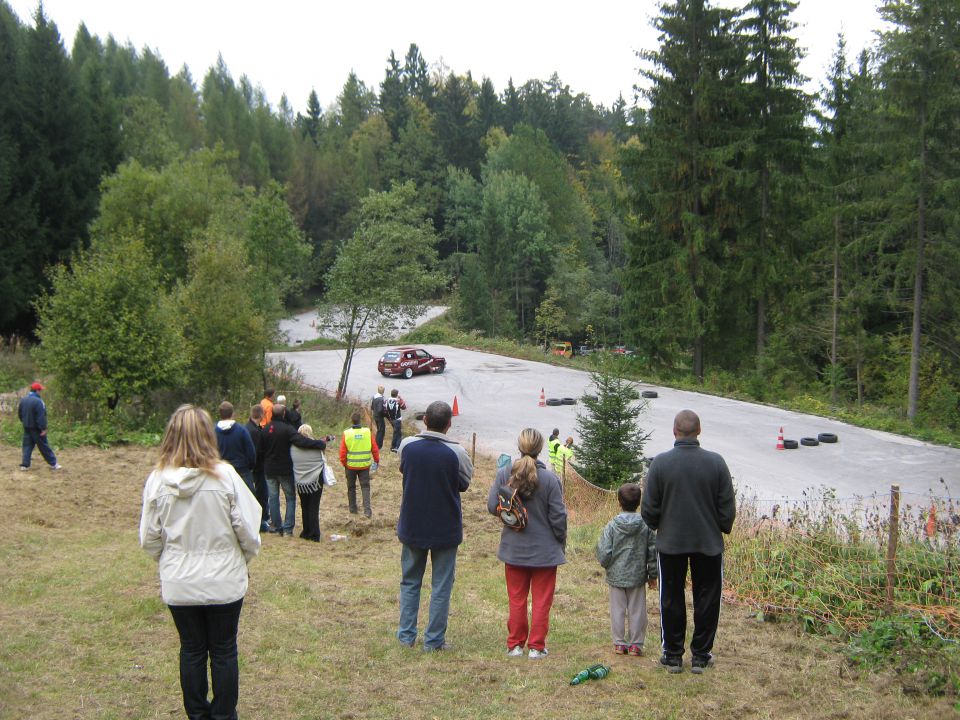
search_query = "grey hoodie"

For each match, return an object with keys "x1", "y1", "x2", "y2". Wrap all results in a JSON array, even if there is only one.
[
  {"x1": 139, "y1": 463, "x2": 261, "y2": 605},
  {"x1": 595, "y1": 512, "x2": 657, "y2": 588}
]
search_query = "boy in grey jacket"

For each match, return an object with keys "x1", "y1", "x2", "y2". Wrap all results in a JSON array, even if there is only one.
[{"x1": 595, "y1": 483, "x2": 657, "y2": 656}]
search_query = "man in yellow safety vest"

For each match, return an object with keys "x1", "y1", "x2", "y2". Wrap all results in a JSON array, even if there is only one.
[
  {"x1": 554, "y1": 437, "x2": 575, "y2": 476},
  {"x1": 339, "y1": 411, "x2": 380, "y2": 518},
  {"x1": 547, "y1": 429, "x2": 561, "y2": 473}
]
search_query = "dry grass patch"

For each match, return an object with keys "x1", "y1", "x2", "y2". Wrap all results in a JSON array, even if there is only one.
[{"x1": 0, "y1": 443, "x2": 953, "y2": 719}]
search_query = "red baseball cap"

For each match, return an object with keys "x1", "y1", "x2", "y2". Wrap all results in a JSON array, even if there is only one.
[{"x1": 30, "y1": 382, "x2": 44, "y2": 391}]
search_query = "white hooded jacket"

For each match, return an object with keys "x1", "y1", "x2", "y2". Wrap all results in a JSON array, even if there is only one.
[{"x1": 139, "y1": 462, "x2": 262, "y2": 605}]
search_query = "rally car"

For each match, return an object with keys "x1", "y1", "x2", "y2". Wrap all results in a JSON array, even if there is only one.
[{"x1": 377, "y1": 347, "x2": 446, "y2": 379}]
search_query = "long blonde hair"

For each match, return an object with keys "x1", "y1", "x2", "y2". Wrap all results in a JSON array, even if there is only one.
[
  {"x1": 156, "y1": 404, "x2": 221, "y2": 472},
  {"x1": 509, "y1": 428, "x2": 543, "y2": 498}
]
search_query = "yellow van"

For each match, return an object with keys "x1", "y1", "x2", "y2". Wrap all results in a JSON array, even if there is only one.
[{"x1": 551, "y1": 341, "x2": 573, "y2": 358}]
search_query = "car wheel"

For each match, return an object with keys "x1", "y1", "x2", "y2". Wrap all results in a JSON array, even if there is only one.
[
  {"x1": 561, "y1": 398, "x2": 576, "y2": 405},
  {"x1": 641, "y1": 390, "x2": 658, "y2": 399},
  {"x1": 818, "y1": 432, "x2": 838, "y2": 443},
  {"x1": 414, "y1": 411, "x2": 426, "y2": 421},
  {"x1": 782, "y1": 439, "x2": 799, "y2": 449},
  {"x1": 436, "y1": 363, "x2": 445, "y2": 374},
  {"x1": 800, "y1": 437, "x2": 820, "y2": 447},
  {"x1": 403, "y1": 368, "x2": 413, "y2": 379},
  {"x1": 545, "y1": 398, "x2": 562, "y2": 406}
]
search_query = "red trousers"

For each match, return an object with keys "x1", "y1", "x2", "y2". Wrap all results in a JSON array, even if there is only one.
[{"x1": 504, "y1": 564, "x2": 557, "y2": 651}]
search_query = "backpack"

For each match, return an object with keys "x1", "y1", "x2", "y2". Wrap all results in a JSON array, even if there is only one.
[
  {"x1": 496, "y1": 485, "x2": 527, "y2": 532},
  {"x1": 371, "y1": 396, "x2": 384, "y2": 418}
]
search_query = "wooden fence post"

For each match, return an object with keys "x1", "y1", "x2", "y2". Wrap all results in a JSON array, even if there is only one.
[
  {"x1": 885, "y1": 484, "x2": 901, "y2": 615},
  {"x1": 471, "y1": 432, "x2": 476, "y2": 464}
]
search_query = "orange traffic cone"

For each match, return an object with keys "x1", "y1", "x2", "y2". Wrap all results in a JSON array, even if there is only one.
[
  {"x1": 539, "y1": 388, "x2": 546, "y2": 407},
  {"x1": 452, "y1": 396, "x2": 460, "y2": 416},
  {"x1": 926, "y1": 504, "x2": 937, "y2": 538},
  {"x1": 776, "y1": 427, "x2": 785, "y2": 450}
]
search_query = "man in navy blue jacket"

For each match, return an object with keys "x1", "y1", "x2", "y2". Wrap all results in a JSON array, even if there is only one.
[
  {"x1": 18, "y1": 382, "x2": 60, "y2": 470},
  {"x1": 215, "y1": 401, "x2": 257, "y2": 495},
  {"x1": 396, "y1": 400, "x2": 473, "y2": 651}
]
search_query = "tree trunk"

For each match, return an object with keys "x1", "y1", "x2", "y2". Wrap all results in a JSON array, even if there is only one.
[
  {"x1": 693, "y1": 335, "x2": 704, "y2": 382},
  {"x1": 907, "y1": 112, "x2": 926, "y2": 420},
  {"x1": 831, "y1": 209, "x2": 840, "y2": 405},
  {"x1": 757, "y1": 165, "x2": 769, "y2": 358}
]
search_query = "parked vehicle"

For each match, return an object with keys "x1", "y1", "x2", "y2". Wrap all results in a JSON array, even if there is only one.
[
  {"x1": 378, "y1": 347, "x2": 446, "y2": 378},
  {"x1": 577, "y1": 345, "x2": 594, "y2": 356},
  {"x1": 611, "y1": 345, "x2": 635, "y2": 356},
  {"x1": 551, "y1": 341, "x2": 573, "y2": 358}
]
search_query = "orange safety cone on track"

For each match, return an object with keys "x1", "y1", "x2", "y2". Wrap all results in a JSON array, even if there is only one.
[
  {"x1": 452, "y1": 396, "x2": 460, "y2": 416},
  {"x1": 776, "y1": 427, "x2": 785, "y2": 450},
  {"x1": 926, "y1": 504, "x2": 937, "y2": 538},
  {"x1": 539, "y1": 388, "x2": 546, "y2": 407}
]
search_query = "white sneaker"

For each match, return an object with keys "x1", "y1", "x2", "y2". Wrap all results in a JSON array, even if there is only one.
[
  {"x1": 19, "y1": 466, "x2": 28, "y2": 471},
  {"x1": 506, "y1": 646, "x2": 524, "y2": 657},
  {"x1": 51, "y1": 464, "x2": 63, "y2": 470},
  {"x1": 528, "y1": 648, "x2": 549, "y2": 659}
]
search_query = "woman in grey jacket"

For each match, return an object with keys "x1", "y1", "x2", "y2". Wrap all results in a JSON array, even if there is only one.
[
  {"x1": 140, "y1": 405, "x2": 261, "y2": 720},
  {"x1": 487, "y1": 428, "x2": 567, "y2": 659}
]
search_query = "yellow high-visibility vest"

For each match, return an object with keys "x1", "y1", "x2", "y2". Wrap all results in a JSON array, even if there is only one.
[
  {"x1": 548, "y1": 438, "x2": 561, "y2": 465},
  {"x1": 343, "y1": 426, "x2": 373, "y2": 468}
]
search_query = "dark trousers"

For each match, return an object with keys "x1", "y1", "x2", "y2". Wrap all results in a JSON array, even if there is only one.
[
  {"x1": 390, "y1": 418, "x2": 403, "y2": 450},
  {"x1": 374, "y1": 416, "x2": 386, "y2": 450},
  {"x1": 21, "y1": 428, "x2": 57, "y2": 468},
  {"x1": 657, "y1": 552, "x2": 723, "y2": 662},
  {"x1": 252, "y1": 468, "x2": 269, "y2": 525},
  {"x1": 345, "y1": 467, "x2": 372, "y2": 517},
  {"x1": 298, "y1": 486, "x2": 323, "y2": 540},
  {"x1": 168, "y1": 599, "x2": 244, "y2": 720}
]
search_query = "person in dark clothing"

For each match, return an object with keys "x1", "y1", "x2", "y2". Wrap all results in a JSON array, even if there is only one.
[
  {"x1": 260, "y1": 404, "x2": 327, "y2": 536},
  {"x1": 641, "y1": 409, "x2": 736, "y2": 675},
  {"x1": 287, "y1": 399, "x2": 303, "y2": 429},
  {"x1": 371, "y1": 385, "x2": 386, "y2": 450},
  {"x1": 18, "y1": 382, "x2": 60, "y2": 470},
  {"x1": 385, "y1": 388, "x2": 406, "y2": 452},
  {"x1": 215, "y1": 401, "x2": 257, "y2": 495},
  {"x1": 246, "y1": 405, "x2": 270, "y2": 532},
  {"x1": 396, "y1": 401, "x2": 473, "y2": 650}
]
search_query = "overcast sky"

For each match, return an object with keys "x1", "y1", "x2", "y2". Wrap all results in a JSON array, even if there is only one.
[{"x1": 8, "y1": 0, "x2": 887, "y2": 114}]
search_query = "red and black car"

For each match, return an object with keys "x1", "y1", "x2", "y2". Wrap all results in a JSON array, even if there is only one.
[{"x1": 377, "y1": 347, "x2": 446, "y2": 379}]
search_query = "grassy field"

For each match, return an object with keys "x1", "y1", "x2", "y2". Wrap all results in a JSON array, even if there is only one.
[{"x1": 0, "y1": 439, "x2": 955, "y2": 720}]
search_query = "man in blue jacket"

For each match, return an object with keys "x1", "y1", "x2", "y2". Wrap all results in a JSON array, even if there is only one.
[
  {"x1": 396, "y1": 400, "x2": 473, "y2": 651},
  {"x1": 18, "y1": 382, "x2": 61, "y2": 470},
  {"x1": 215, "y1": 401, "x2": 257, "y2": 495}
]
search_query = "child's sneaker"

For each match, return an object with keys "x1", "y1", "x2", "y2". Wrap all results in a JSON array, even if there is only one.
[
  {"x1": 506, "y1": 646, "x2": 524, "y2": 657},
  {"x1": 528, "y1": 648, "x2": 549, "y2": 659},
  {"x1": 628, "y1": 644, "x2": 643, "y2": 656},
  {"x1": 614, "y1": 644, "x2": 628, "y2": 655}
]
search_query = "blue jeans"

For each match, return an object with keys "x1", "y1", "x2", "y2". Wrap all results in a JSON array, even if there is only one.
[
  {"x1": 266, "y1": 474, "x2": 296, "y2": 534},
  {"x1": 168, "y1": 599, "x2": 243, "y2": 720},
  {"x1": 21, "y1": 428, "x2": 57, "y2": 468},
  {"x1": 397, "y1": 544, "x2": 458, "y2": 649},
  {"x1": 237, "y1": 469, "x2": 255, "y2": 496}
]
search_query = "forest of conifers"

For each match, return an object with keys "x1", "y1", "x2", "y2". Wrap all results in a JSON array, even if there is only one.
[{"x1": 0, "y1": 0, "x2": 957, "y2": 429}]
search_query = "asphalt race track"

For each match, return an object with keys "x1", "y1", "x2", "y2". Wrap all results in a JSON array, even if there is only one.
[{"x1": 269, "y1": 344, "x2": 960, "y2": 504}]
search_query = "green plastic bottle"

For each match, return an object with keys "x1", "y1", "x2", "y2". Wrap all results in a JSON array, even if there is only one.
[
  {"x1": 569, "y1": 668, "x2": 592, "y2": 685},
  {"x1": 588, "y1": 664, "x2": 611, "y2": 680}
]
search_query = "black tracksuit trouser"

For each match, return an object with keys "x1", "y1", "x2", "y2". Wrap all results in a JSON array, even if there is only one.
[{"x1": 658, "y1": 551, "x2": 723, "y2": 662}]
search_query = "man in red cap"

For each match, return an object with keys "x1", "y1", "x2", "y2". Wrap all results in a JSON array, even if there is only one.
[{"x1": 18, "y1": 382, "x2": 61, "y2": 470}]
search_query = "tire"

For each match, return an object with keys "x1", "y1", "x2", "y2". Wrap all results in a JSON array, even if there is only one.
[
  {"x1": 800, "y1": 437, "x2": 819, "y2": 447},
  {"x1": 782, "y1": 439, "x2": 799, "y2": 449},
  {"x1": 403, "y1": 367, "x2": 413, "y2": 379},
  {"x1": 414, "y1": 411, "x2": 426, "y2": 421},
  {"x1": 817, "y1": 432, "x2": 838, "y2": 443},
  {"x1": 545, "y1": 398, "x2": 562, "y2": 406},
  {"x1": 436, "y1": 363, "x2": 445, "y2": 374},
  {"x1": 561, "y1": 397, "x2": 576, "y2": 405},
  {"x1": 641, "y1": 390, "x2": 659, "y2": 399}
]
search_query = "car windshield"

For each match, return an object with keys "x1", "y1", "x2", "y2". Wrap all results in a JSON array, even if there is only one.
[{"x1": 382, "y1": 352, "x2": 401, "y2": 361}]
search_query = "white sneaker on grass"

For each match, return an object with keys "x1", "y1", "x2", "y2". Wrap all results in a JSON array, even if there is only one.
[
  {"x1": 528, "y1": 648, "x2": 549, "y2": 659},
  {"x1": 506, "y1": 646, "x2": 524, "y2": 657}
]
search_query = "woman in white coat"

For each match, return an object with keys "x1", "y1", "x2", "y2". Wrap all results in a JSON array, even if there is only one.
[{"x1": 140, "y1": 404, "x2": 262, "y2": 720}]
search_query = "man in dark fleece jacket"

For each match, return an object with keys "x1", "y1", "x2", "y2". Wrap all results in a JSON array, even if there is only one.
[
  {"x1": 641, "y1": 409, "x2": 735, "y2": 675},
  {"x1": 261, "y1": 404, "x2": 328, "y2": 536},
  {"x1": 395, "y1": 400, "x2": 473, "y2": 651},
  {"x1": 215, "y1": 401, "x2": 257, "y2": 495}
]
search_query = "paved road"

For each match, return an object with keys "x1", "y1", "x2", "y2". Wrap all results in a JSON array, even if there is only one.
[{"x1": 269, "y1": 345, "x2": 960, "y2": 503}]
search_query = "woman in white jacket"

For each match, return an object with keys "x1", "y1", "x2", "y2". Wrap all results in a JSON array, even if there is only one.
[{"x1": 139, "y1": 404, "x2": 262, "y2": 720}]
